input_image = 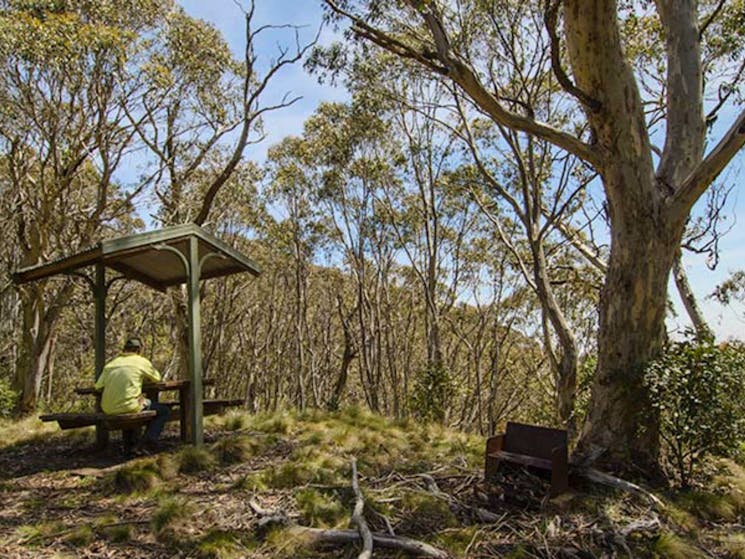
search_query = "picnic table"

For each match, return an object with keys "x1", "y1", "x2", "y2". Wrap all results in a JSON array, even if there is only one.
[
  {"x1": 14, "y1": 224, "x2": 262, "y2": 446},
  {"x1": 40, "y1": 379, "x2": 242, "y2": 446}
]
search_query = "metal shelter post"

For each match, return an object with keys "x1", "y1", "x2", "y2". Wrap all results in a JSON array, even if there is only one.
[
  {"x1": 13, "y1": 224, "x2": 262, "y2": 451},
  {"x1": 94, "y1": 262, "x2": 108, "y2": 448},
  {"x1": 187, "y1": 237, "x2": 204, "y2": 446}
]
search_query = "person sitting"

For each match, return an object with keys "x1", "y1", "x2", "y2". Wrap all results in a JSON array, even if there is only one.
[{"x1": 95, "y1": 337, "x2": 170, "y2": 454}]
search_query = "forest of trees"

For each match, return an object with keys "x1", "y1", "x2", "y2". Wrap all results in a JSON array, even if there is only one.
[{"x1": 0, "y1": 0, "x2": 744, "y2": 479}]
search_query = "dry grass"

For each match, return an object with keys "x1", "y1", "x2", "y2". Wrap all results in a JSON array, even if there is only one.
[
  {"x1": 0, "y1": 415, "x2": 59, "y2": 449},
  {"x1": 2, "y1": 407, "x2": 742, "y2": 559}
]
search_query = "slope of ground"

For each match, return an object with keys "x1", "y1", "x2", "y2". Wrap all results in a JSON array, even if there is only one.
[{"x1": 1, "y1": 408, "x2": 744, "y2": 558}]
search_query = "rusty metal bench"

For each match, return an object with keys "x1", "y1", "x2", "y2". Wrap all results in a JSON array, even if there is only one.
[{"x1": 485, "y1": 421, "x2": 569, "y2": 497}]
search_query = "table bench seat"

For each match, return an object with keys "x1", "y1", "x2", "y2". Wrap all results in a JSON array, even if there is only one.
[
  {"x1": 40, "y1": 411, "x2": 157, "y2": 431},
  {"x1": 46, "y1": 380, "x2": 242, "y2": 447},
  {"x1": 161, "y1": 399, "x2": 243, "y2": 416}
]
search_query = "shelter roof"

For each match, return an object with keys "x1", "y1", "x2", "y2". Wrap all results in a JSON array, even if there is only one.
[{"x1": 12, "y1": 224, "x2": 261, "y2": 291}]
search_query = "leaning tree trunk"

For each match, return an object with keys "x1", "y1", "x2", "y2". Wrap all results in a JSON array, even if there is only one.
[
  {"x1": 672, "y1": 248, "x2": 714, "y2": 340},
  {"x1": 530, "y1": 238, "x2": 578, "y2": 431}
]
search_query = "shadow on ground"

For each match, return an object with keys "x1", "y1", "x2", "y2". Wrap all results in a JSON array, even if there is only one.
[{"x1": 0, "y1": 426, "x2": 190, "y2": 480}]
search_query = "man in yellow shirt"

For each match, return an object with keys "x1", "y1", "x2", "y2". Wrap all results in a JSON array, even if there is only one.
[{"x1": 95, "y1": 337, "x2": 170, "y2": 453}]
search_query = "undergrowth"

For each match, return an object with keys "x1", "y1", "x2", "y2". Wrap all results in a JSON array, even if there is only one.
[{"x1": 5, "y1": 407, "x2": 745, "y2": 558}]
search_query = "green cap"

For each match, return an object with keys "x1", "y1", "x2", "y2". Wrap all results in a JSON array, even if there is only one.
[{"x1": 124, "y1": 337, "x2": 142, "y2": 352}]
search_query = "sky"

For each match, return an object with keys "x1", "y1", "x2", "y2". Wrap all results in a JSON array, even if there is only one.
[{"x1": 176, "y1": 0, "x2": 745, "y2": 341}]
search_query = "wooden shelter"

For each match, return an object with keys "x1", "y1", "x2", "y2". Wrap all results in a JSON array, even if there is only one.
[{"x1": 13, "y1": 224, "x2": 261, "y2": 446}]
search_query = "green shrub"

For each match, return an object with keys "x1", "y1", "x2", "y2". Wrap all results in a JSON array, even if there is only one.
[
  {"x1": 409, "y1": 363, "x2": 455, "y2": 423},
  {"x1": 645, "y1": 339, "x2": 745, "y2": 486},
  {"x1": 0, "y1": 376, "x2": 17, "y2": 418}
]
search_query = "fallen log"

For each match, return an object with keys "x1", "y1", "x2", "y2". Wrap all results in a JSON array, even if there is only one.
[
  {"x1": 290, "y1": 526, "x2": 451, "y2": 559},
  {"x1": 248, "y1": 484, "x2": 451, "y2": 558}
]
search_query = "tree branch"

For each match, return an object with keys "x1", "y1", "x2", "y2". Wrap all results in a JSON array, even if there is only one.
[
  {"x1": 671, "y1": 108, "x2": 745, "y2": 214},
  {"x1": 543, "y1": 0, "x2": 601, "y2": 112},
  {"x1": 350, "y1": 458, "x2": 373, "y2": 559},
  {"x1": 324, "y1": 0, "x2": 600, "y2": 167}
]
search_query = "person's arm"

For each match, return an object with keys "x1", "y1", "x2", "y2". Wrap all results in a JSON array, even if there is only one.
[
  {"x1": 94, "y1": 370, "x2": 106, "y2": 390},
  {"x1": 142, "y1": 358, "x2": 161, "y2": 384}
]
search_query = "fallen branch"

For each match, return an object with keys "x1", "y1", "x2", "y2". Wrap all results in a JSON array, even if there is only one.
[
  {"x1": 418, "y1": 473, "x2": 503, "y2": 523},
  {"x1": 248, "y1": 495, "x2": 450, "y2": 558},
  {"x1": 619, "y1": 515, "x2": 661, "y2": 536},
  {"x1": 351, "y1": 457, "x2": 373, "y2": 559},
  {"x1": 291, "y1": 526, "x2": 451, "y2": 559},
  {"x1": 581, "y1": 468, "x2": 665, "y2": 509}
]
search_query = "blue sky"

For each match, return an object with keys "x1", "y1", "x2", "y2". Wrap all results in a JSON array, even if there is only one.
[{"x1": 177, "y1": 0, "x2": 745, "y2": 340}]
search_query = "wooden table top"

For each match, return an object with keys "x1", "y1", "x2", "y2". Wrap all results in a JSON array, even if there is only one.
[{"x1": 75, "y1": 378, "x2": 214, "y2": 395}]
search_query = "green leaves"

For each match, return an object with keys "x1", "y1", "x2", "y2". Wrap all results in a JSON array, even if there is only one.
[{"x1": 645, "y1": 338, "x2": 745, "y2": 486}]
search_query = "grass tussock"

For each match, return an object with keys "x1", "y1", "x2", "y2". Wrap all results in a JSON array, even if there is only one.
[
  {"x1": 264, "y1": 526, "x2": 316, "y2": 559},
  {"x1": 92, "y1": 514, "x2": 131, "y2": 542},
  {"x1": 63, "y1": 525, "x2": 95, "y2": 547},
  {"x1": 434, "y1": 526, "x2": 482, "y2": 557},
  {"x1": 178, "y1": 446, "x2": 217, "y2": 474},
  {"x1": 675, "y1": 490, "x2": 737, "y2": 522},
  {"x1": 14, "y1": 520, "x2": 66, "y2": 546},
  {"x1": 397, "y1": 491, "x2": 459, "y2": 536},
  {"x1": 663, "y1": 504, "x2": 700, "y2": 535},
  {"x1": 720, "y1": 533, "x2": 745, "y2": 559},
  {"x1": 672, "y1": 459, "x2": 745, "y2": 523},
  {"x1": 211, "y1": 435, "x2": 258, "y2": 465},
  {"x1": 151, "y1": 494, "x2": 193, "y2": 538},
  {"x1": 193, "y1": 529, "x2": 259, "y2": 559},
  {"x1": 100, "y1": 522, "x2": 132, "y2": 543},
  {"x1": 156, "y1": 453, "x2": 180, "y2": 480},
  {"x1": 243, "y1": 411, "x2": 296, "y2": 434},
  {"x1": 294, "y1": 488, "x2": 347, "y2": 528},
  {"x1": 0, "y1": 415, "x2": 59, "y2": 449},
  {"x1": 653, "y1": 532, "x2": 705, "y2": 558},
  {"x1": 106, "y1": 459, "x2": 162, "y2": 495},
  {"x1": 260, "y1": 451, "x2": 347, "y2": 488},
  {"x1": 217, "y1": 411, "x2": 250, "y2": 432}
]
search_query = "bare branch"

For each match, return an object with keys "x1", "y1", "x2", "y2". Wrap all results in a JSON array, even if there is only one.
[
  {"x1": 698, "y1": 0, "x2": 726, "y2": 39},
  {"x1": 325, "y1": 0, "x2": 600, "y2": 166},
  {"x1": 350, "y1": 458, "x2": 373, "y2": 559},
  {"x1": 194, "y1": 12, "x2": 316, "y2": 226},
  {"x1": 671, "y1": 108, "x2": 745, "y2": 215},
  {"x1": 706, "y1": 57, "x2": 745, "y2": 125}
]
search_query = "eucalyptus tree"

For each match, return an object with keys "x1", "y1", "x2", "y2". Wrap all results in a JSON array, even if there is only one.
[
  {"x1": 300, "y1": 100, "x2": 404, "y2": 413},
  {"x1": 264, "y1": 136, "x2": 330, "y2": 410},
  {"x1": 325, "y1": 0, "x2": 745, "y2": 472},
  {"x1": 382, "y1": 101, "x2": 486, "y2": 423},
  {"x1": 125, "y1": 2, "x2": 315, "y2": 227},
  {"x1": 122, "y1": 2, "x2": 315, "y2": 377},
  {"x1": 0, "y1": 0, "x2": 171, "y2": 413}
]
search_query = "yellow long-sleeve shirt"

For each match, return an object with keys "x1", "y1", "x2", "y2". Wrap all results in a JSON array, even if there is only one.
[{"x1": 94, "y1": 353, "x2": 161, "y2": 414}]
